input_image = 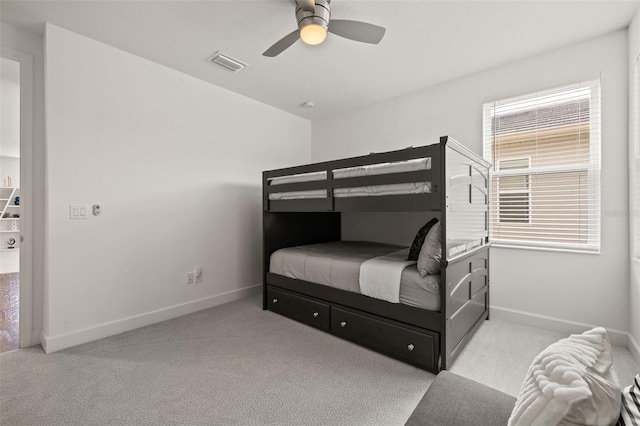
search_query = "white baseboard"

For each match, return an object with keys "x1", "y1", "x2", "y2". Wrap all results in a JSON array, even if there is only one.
[
  {"x1": 41, "y1": 284, "x2": 261, "y2": 354},
  {"x1": 40, "y1": 329, "x2": 48, "y2": 353},
  {"x1": 31, "y1": 328, "x2": 41, "y2": 346},
  {"x1": 629, "y1": 333, "x2": 640, "y2": 367},
  {"x1": 490, "y1": 305, "x2": 630, "y2": 347}
]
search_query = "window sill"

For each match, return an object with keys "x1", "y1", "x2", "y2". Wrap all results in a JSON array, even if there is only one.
[{"x1": 490, "y1": 243, "x2": 600, "y2": 255}]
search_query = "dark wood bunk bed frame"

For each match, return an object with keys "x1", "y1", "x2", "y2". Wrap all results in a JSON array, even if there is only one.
[{"x1": 262, "y1": 136, "x2": 491, "y2": 372}]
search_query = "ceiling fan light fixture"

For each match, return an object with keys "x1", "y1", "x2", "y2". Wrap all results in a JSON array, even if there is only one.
[
  {"x1": 263, "y1": 0, "x2": 386, "y2": 57},
  {"x1": 300, "y1": 24, "x2": 327, "y2": 45}
]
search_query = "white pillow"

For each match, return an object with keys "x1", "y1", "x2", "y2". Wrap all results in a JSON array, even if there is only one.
[
  {"x1": 417, "y1": 221, "x2": 441, "y2": 277},
  {"x1": 508, "y1": 327, "x2": 621, "y2": 426}
]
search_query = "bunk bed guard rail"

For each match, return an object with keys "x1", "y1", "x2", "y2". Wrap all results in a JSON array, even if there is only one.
[
  {"x1": 263, "y1": 144, "x2": 441, "y2": 213},
  {"x1": 441, "y1": 137, "x2": 492, "y2": 264}
]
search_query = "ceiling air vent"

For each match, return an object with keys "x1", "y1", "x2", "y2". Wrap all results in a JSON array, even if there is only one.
[{"x1": 208, "y1": 51, "x2": 248, "y2": 73}]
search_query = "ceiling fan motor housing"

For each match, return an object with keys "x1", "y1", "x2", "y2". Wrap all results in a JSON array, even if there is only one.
[{"x1": 296, "y1": 0, "x2": 331, "y2": 32}]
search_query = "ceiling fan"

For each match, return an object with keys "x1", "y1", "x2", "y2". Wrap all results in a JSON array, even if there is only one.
[{"x1": 263, "y1": 0, "x2": 386, "y2": 57}]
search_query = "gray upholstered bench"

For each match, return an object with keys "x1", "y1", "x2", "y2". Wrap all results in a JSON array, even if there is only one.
[{"x1": 404, "y1": 371, "x2": 516, "y2": 426}]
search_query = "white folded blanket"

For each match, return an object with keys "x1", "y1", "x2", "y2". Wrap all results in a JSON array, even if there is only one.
[{"x1": 359, "y1": 249, "x2": 415, "y2": 303}]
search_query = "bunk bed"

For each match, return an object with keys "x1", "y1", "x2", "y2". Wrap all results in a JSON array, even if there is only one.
[{"x1": 262, "y1": 136, "x2": 491, "y2": 372}]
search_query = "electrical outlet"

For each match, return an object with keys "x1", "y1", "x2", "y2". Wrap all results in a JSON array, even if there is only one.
[
  {"x1": 186, "y1": 272, "x2": 194, "y2": 285},
  {"x1": 195, "y1": 266, "x2": 202, "y2": 283}
]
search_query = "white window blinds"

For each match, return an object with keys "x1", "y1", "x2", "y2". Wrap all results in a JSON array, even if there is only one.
[{"x1": 483, "y1": 80, "x2": 601, "y2": 252}]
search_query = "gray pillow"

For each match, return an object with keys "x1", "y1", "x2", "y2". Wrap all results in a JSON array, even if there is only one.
[{"x1": 417, "y1": 221, "x2": 441, "y2": 277}]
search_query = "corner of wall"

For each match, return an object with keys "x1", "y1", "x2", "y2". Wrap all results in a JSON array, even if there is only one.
[
  {"x1": 629, "y1": 332, "x2": 640, "y2": 366},
  {"x1": 39, "y1": 330, "x2": 49, "y2": 353}
]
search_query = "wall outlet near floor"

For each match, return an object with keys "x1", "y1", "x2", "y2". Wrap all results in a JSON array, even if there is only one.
[
  {"x1": 186, "y1": 272, "x2": 194, "y2": 285},
  {"x1": 195, "y1": 266, "x2": 202, "y2": 283}
]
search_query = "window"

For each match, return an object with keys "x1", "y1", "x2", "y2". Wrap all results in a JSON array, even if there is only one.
[
  {"x1": 497, "y1": 158, "x2": 531, "y2": 224},
  {"x1": 483, "y1": 80, "x2": 601, "y2": 252}
]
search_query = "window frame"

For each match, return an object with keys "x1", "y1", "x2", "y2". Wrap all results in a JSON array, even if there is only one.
[{"x1": 483, "y1": 79, "x2": 601, "y2": 253}]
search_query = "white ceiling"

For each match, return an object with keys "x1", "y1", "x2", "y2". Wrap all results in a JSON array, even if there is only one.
[{"x1": 1, "y1": 0, "x2": 638, "y2": 120}]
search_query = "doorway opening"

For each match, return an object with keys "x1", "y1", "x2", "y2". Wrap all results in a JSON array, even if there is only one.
[{"x1": 0, "y1": 56, "x2": 21, "y2": 352}]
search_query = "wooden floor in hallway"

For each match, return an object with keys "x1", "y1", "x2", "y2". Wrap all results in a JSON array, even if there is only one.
[{"x1": 0, "y1": 272, "x2": 19, "y2": 352}]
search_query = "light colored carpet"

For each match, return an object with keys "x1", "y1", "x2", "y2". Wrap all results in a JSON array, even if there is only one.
[
  {"x1": 1, "y1": 294, "x2": 638, "y2": 425},
  {"x1": 0, "y1": 295, "x2": 432, "y2": 425},
  {"x1": 450, "y1": 319, "x2": 640, "y2": 397}
]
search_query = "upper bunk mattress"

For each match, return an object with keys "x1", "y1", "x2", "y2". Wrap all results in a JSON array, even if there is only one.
[
  {"x1": 268, "y1": 158, "x2": 432, "y2": 200},
  {"x1": 269, "y1": 241, "x2": 440, "y2": 311}
]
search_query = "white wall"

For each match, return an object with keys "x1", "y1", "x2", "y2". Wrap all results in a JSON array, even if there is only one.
[
  {"x1": 312, "y1": 30, "x2": 630, "y2": 344},
  {"x1": 629, "y1": 6, "x2": 640, "y2": 363},
  {"x1": 0, "y1": 157, "x2": 19, "y2": 188},
  {"x1": 1, "y1": 56, "x2": 20, "y2": 160},
  {"x1": 1, "y1": 23, "x2": 46, "y2": 346},
  {"x1": 1, "y1": 56, "x2": 21, "y2": 187},
  {"x1": 43, "y1": 24, "x2": 310, "y2": 351}
]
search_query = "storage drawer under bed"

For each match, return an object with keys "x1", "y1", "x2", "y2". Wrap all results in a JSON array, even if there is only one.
[
  {"x1": 331, "y1": 306, "x2": 438, "y2": 371},
  {"x1": 267, "y1": 287, "x2": 330, "y2": 331}
]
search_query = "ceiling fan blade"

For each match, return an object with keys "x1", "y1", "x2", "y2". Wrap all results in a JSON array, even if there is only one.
[
  {"x1": 263, "y1": 30, "x2": 300, "y2": 57},
  {"x1": 296, "y1": 0, "x2": 315, "y2": 13},
  {"x1": 328, "y1": 19, "x2": 386, "y2": 44}
]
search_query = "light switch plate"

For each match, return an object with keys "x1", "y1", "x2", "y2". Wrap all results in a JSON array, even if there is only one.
[{"x1": 69, "y1": 205, "x2": 89, "y2": 219}]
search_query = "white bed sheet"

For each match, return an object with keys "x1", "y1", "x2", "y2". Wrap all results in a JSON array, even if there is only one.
[
  {"x1": 268, "y1": 182, "x2": 431, "y2": 200},
  {"x1": 268, "y1": 170, "x2": 326, "y2": 186},
  {"x1": 333, "y1": 157, "x2": 431, "y2": 179}
]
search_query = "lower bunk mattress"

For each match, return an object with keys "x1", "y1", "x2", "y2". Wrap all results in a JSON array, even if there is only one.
[{"x1": 269, "y1": 241, "x2": 440, "y2": 311}]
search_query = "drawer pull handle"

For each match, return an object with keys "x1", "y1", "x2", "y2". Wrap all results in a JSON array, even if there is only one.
[
  {"x1": 340, "y1": 321, "x2": 347, "y2": 328},
  {"x1": 272, "y1": 298, "x2": 278, "y2": 304},
  {"x1": 313, "y1": 312, "x2": 319, "y2": 318},
  {"x1": 407, "y1": 344, "x2": 415, "y2": 352}
]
